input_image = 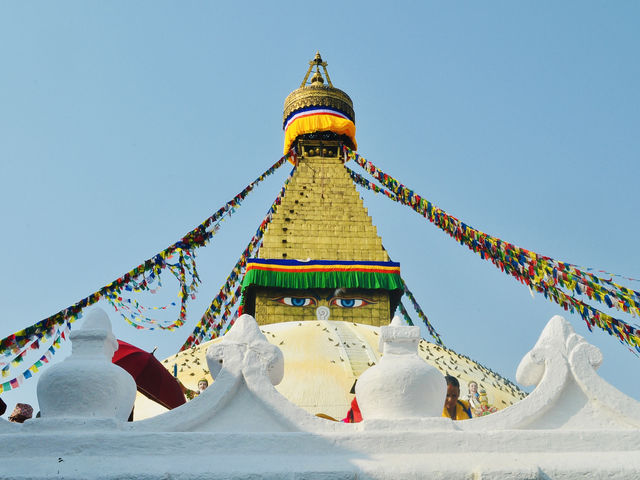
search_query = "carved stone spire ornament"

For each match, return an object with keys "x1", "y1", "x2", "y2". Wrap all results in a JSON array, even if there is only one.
[
  {"x1": 356, "y1": 316, "x2": 446, "y2": 420},
  {"x1": 36, "y1": 308, "x2": 136, "y2": 423}
]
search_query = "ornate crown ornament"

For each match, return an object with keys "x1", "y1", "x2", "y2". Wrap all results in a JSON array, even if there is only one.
[{"x1": 283, "y1": 52, "x2": 355, "y2": 127}]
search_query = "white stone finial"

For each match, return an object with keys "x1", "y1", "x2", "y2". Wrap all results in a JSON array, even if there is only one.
[
  {"x1": 378, "y1": 315, "x2": 420, "y2": 354},
  {"x1": 357, "y1": 318, "x2": 446, "y2": 420},
  {"x1": 36, "y1": 308, "x2": 136, "y2": 423},
  {"x1": 81, "y1": 307, "x2": 113, "y2": 331}
]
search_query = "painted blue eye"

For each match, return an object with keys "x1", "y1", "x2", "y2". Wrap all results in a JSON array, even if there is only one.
[
  {"x1": 273, "y1": 296, "x2": 316, "y2": 307},
  {"x1": 331, "y1": 298, "x2": 370, "y2": 308}
]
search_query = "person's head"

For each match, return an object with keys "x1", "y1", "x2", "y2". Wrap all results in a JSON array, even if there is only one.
[
  {"x1": 444, "y1": 375, "x2": 460, "y2": 411},
  {"x1": 198, "y1": 379, "x2": 209, "y2": 392},
  {"x1": 8, "y1": 403, "x2": 33, "y2": 423},
  {"x1": 468, "y1": 381, "x2": 478, "y2": 394}
]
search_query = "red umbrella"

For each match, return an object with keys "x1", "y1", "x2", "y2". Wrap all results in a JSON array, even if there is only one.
[{"x1": 112, "y1": 340, "x2": 186, "y2": 410}]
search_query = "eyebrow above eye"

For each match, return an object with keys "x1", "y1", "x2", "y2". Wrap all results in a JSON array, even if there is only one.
[
  {"x1": 330, "y1": 298, "x2": 372, "y2": 308},
  {"x1": 272, "y1": 296, "x2": 317, "y2": 307}
]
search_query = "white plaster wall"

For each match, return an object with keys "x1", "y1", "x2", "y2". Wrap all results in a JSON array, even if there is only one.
[{"x1": 2, "y1": 313, "x2": 640, "y2": 479}]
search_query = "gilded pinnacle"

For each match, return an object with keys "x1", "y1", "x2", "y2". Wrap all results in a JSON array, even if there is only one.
[
  {"x1": 284, "y1": 53, "x2": 354, "y2": 127},
  {"x1": 301, "y1": 51, "x2": 333, "y2": 88}
]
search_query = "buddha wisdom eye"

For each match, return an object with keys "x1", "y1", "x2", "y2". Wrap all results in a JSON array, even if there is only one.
[
  {"x1": 274, "y1": 296, "x2": 317, "y2": 307},
  {"x1": 331, "y1": 298, "x2": 370, "y2": 308}
]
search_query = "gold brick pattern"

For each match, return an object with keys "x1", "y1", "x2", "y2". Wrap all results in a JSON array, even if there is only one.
[
  {"x1": 259, "y1": 154, "x2": 389, "y2": 262},
  {"x1": 254, "y1": 152, "x2": 394, "y2": 327}
]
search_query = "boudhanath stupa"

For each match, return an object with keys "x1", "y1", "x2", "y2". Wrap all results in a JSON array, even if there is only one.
[
  {"x1": 142, "y1": 53, "x2": 525, "y2": 421},
  {"x1": 2, "y1": 54, "x2": 640, "y2": 479}
]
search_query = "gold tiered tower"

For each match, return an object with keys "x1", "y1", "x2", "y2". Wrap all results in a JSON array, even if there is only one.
[
  {"x1": 242, "y1": 52, "x2": 402, "y2": 328},
  {"x1": 250, "y1": 153, "x2": 396, "y2": 325},
  {"x1": 153, "y1": 54, "x2": 526, "y2": 421}
]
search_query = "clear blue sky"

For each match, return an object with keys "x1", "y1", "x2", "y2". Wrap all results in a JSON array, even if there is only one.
[{"x1": 1, "y1": 1, "x2": 639, "y2": 415}]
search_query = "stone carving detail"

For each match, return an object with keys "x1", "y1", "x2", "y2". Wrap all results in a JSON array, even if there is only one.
[
  {"x1": 315, "y1": 305, "x2": 330, "y2": 321},
  {"x1": 206, "y1": 314, "x2": 284, "y2": 386},
  {"x1": 515, "y1": 314, "x2": 640, "y2": 429},
  {"x1": 356, "y1": 316, "x2": 446, "y2": 419},
  {"x1": 461, "y1": 315, "x2": 640, "y2": 431}
]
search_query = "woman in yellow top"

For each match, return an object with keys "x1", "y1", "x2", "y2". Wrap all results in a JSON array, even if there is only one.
[{"x1": 442, "y1": 375, "x2": 472, "y2": 420}]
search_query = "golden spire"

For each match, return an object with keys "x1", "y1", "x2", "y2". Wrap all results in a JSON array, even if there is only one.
[
  {"x1": 284, "y1": 53, "x2": 354, "y2": 126},
  {"x1": 300, "y1": 51, "x2": 333, "y2": 87}
]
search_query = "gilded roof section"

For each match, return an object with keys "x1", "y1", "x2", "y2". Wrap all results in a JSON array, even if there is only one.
[{"x1": 283, "y1": 84, "x2": 355, "y2": 126}]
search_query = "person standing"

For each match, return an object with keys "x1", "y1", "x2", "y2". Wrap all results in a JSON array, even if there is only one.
[
  {"x1": 8, "y1": 403, "x2": 33, "y2": 423},
  {"x1": 467, "y1": 380, "x2": 481, "y2": 410},
  {"x1": 442, "y1": 375, "x2": 472, "y2": 420},
  {"x1": 197, "y1": 379, "x2": 209, "y2": 394}
]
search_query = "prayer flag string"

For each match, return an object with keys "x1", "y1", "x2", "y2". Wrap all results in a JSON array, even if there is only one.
[
  {"x1": 103, "y1": 249, "x2": 200, "y2": 331},
  {"x1": 350, "y1": 168, "x2": 443, "y2": 344},
  {"x1": 1, "y1": 323, "x2": 69, "y2": 393},
  {"x1": 180, "y1": 166, "x2": 297, "y2": 350},
  {"x1": 347, "y1": 168, "x2": 398, "y2": 201},
  {"x1": 397, "y1": 302, "x2": 414, "y2": 326},
  {"x1": 345, "y1": 146, "x2": 640, "y2": 354},
  {"x1": 0, "y1": 153, "x2": 292, "y2": 389},
  {"x1": 402, "y1": 281, "x2": 443, "y2": 346},
  {"x1": 348, "y1": 172, "x2": 444, "y2": 345}
]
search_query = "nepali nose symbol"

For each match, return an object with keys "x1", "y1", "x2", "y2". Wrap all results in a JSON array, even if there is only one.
[{"x1": 316, "y1": 306, "x2": 330, "y2": 321}]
